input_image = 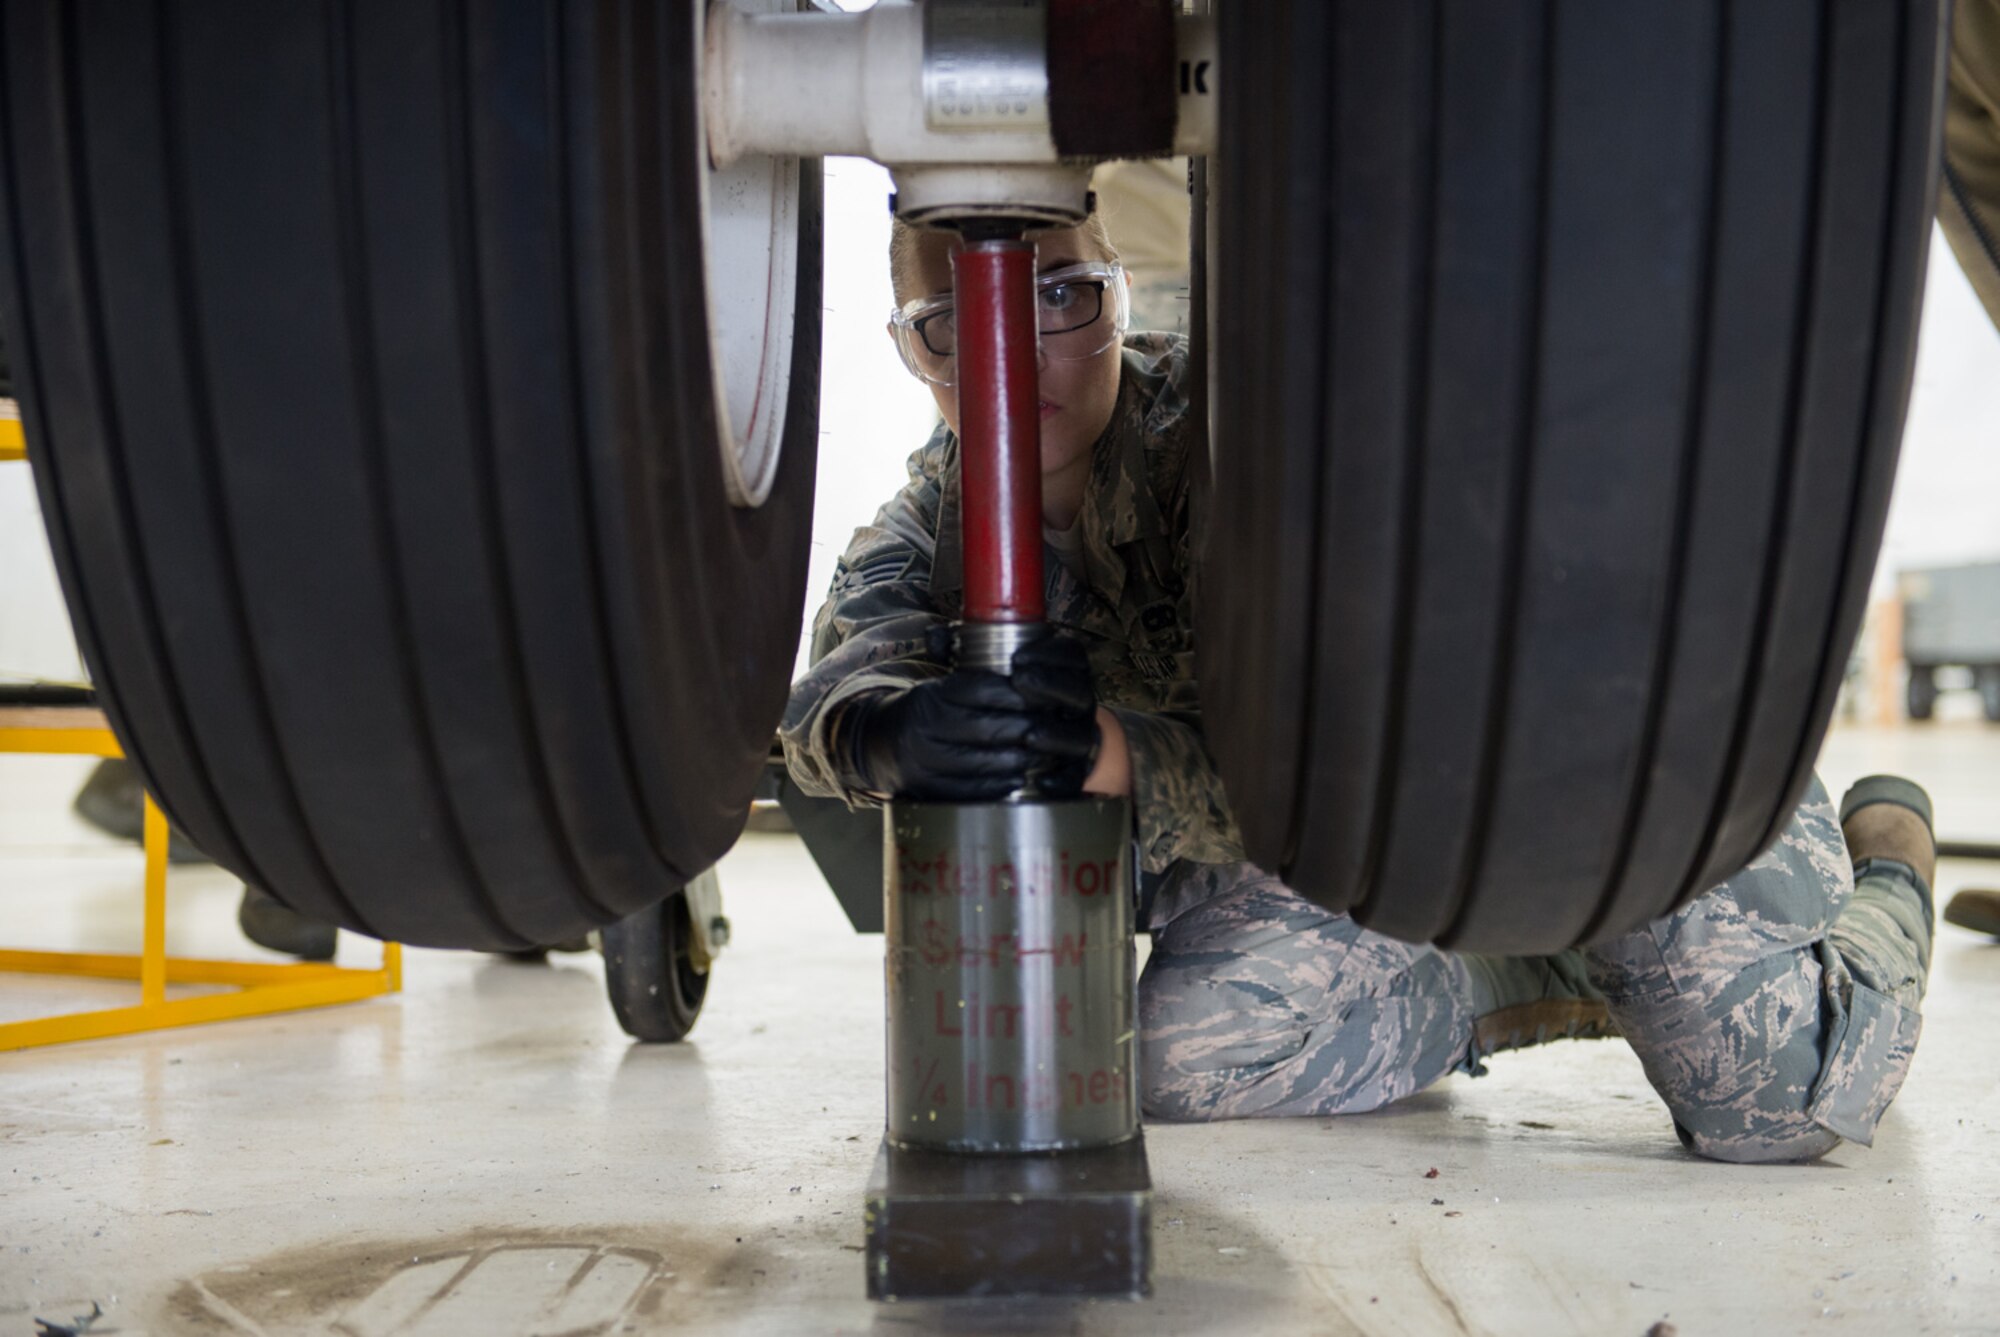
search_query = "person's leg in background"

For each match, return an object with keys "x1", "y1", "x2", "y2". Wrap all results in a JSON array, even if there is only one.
[{"x1": 70, "y1": 757, "x2": 341, "y2": 960}]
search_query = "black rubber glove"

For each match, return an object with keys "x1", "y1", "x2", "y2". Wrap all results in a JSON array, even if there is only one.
[
  {"x1": 842, "y1": 672, "x2": 1046, "y2": 803},
  {"x1": 839, "y1": 635, "x2": 1101, "y2": 802},
  {"x1": 1009, "y1": 634, "x2": 1099, "y2": 798}
]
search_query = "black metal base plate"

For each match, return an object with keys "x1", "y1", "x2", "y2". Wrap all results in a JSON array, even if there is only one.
[{"x1": 864, "y1": 1135, "x2": 1151, "y2": 1301}]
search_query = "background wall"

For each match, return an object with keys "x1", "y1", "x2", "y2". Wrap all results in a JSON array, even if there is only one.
[
  {"x1": 0, "y1": 433, "x2": 79, "y2": 684},
  {"x1": 799, "y1": 159, "x2": 945, "y2": 675},
  {"x1": 1884, "y1": 227, "x2": 2000, "y2": 581},
  {"x1": 3, "y1": 165, "x2": 1995, "y2": 692}
]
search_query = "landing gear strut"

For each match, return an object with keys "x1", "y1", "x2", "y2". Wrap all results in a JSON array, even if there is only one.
[{"x1": 864, "y1": 225, "x2": 1151, "y2": 1300}]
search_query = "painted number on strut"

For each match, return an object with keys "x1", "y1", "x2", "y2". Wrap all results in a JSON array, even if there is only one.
[{"x1": 1179, "y1": 60, "x2": 1211, "y2": 95}]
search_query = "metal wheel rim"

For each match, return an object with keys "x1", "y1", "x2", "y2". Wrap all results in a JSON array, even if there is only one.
[{"x1": 699, "y1": 0, "x2": 803, "y2": 509}]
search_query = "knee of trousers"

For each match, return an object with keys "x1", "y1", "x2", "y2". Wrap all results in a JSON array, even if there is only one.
[
  {"x1": 1137, "y1": 1046, "x2": 1231, "y2": 1122},
  {"x1": 1138, "y1": 990, "x2": 1473, "y2": 1122},
  {"x1": 1135, "y1": 986, "x2": 1289, "y2": 1121},
  {"x1": 1137, "y1": 1038, "x2": 1412, "y2": 1122},
  {"x1": 1671, "y1": 1111, "x2": 1844, "y2": 1165},
  {"x1": 1611, "y1": 945, "x2": 1921, "y2": 1164},
  {"x1": 1138, "y1": 877, "x2": 1479, "y2": 1120}
]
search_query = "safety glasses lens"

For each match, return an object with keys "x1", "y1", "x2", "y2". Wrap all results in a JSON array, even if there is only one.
[{"x1": 893, "y1": 263, "x2": 1126, "y2": 387}]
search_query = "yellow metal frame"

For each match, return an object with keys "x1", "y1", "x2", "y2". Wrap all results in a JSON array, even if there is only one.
[{"x1": 0, "y1": 710, "x2": 400, "y2": 1051}]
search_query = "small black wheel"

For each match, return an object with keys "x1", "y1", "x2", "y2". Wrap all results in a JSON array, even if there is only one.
[
  {"x1": 1977, "y1": 666, "x2": 2000, "y2": 723},
  {"x1": 601, "y1": 880, "x2": 712, "y2": 1043},
  {"x1": 1907, "y1": 666, "x2": 1938, "y2": 721}
]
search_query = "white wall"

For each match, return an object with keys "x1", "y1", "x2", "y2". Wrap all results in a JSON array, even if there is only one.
[
  {"x1": 799, "y1": 158, "x2": 941, "y2": 674},
  {"x1": 1880, "y1": 234, "x2": 2000, "y2": 587},
  {"x1": 0, "y1": 456, "x2": 85, "y2": 685},
  {"x1": 2, "y1": 214, "x2": 1995, "y2": 688}
]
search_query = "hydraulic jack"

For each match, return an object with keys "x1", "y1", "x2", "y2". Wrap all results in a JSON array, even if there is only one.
[{"x1": 864, "y1": 231, "x2": 1151, "y2": 1301}]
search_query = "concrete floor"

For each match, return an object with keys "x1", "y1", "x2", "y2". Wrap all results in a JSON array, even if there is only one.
[{"x1": 3, "y1": 725, "x2": 1998, "y2": 1336}]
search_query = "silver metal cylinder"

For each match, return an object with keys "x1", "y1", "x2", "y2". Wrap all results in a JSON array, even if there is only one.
[
  {"x1": 705, "y1": 4, "x2": 1216, "y2": 167},
  {"x1": 923, "y1": 0, "x2": 1050, "y2": 134},
  {"x1": 884, "y1": 797, "x2": 1137, "y2": 1152},
  {"x1": 954, "y1": 619, "x2": 1044, "y2": 676}
]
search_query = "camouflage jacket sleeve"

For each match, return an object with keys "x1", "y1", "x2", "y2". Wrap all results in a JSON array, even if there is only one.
[
  {"x1": 1077, "y1": 333, "x2": 1245, "y2": 874},
  {"x1": 1943, "y1": 0, "x2": 2000, "y2": 330},
  {"x1": 779, "y1": 427, "x2": 956, "y2": 803},
  {"x1": 1111, "y1": 705, "x2": 1246, "y2": 874}
]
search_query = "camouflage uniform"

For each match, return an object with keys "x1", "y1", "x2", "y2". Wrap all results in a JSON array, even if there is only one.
[
  {"x1": 784, "y1": 332, "x2": 1241, "y2": 879},
  {"x1": 783, "y1": 335, "x2": 1932, "y2": 1165},
  {"x1": 1140, "y1": 783, "x2": 1930, "y2": 1163}
]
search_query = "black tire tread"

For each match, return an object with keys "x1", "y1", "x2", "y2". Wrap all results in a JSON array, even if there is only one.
[
  {"x1": 0, "y1": 0, "x2": 820, "y2": 949},
  {"x1": 1207, "y1": 0, "x2": 1946, "y2": 952}
]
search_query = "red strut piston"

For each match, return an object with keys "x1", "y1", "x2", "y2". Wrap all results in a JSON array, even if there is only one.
[{"x1": 951, "y1": 238, "x2": 1045, "y2": 635}]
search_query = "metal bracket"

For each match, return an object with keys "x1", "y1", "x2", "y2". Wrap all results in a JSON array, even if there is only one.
[
  {"x1": 682, "y1": 867, "x2": 728, "y2": 971},
  {"x1": 705, "y1": 0, "x2": 1215, "y2": 170}
]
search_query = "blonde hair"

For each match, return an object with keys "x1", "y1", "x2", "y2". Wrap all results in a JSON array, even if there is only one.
[{"x1": 889, "y1": 213, "x2": 1120, "y2": 308}]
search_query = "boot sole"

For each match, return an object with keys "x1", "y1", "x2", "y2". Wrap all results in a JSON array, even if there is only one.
[
  {"x1": 1474, "y1": 999, "x2": 1619, "y2": 1058},
  {"x1": 1943, "y1": 889, "x2": 2000, "y2": 938}
]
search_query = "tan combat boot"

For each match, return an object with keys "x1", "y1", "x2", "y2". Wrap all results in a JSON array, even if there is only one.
[
  {"x1": 1838, "y1": 775, "x2": 1937, "y2": 979},
  {"x1": 1838, "y1": 775, "x2": 1937, "y2": 903}
]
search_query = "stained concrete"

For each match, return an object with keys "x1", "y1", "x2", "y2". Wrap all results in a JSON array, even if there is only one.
[{"x1": 3, "y1": 724, "x2": 1998, "y2": 1335}]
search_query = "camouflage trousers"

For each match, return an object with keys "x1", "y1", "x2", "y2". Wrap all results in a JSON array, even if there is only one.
[{"x1": 1138, "y1": 776, "x2": 1931, "y2": 1163}]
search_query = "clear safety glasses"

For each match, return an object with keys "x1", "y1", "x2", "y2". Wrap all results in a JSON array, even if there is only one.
[{"x1": 888, "y1": 261, "x2": 1130, "y2": 388}]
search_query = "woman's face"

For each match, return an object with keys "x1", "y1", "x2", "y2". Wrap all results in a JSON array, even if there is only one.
[{"x1": 904, "y1": 225, "x2": 1126, "y2": 485}]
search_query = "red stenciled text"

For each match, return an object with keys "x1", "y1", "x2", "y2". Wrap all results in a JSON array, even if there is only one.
[
  {"x1": 895, "y1": 845, "x2": 1119, "y2": 900},
  {"x1": 916, "y1": 918, "x2": 1091, "y2": 968},
  {"x1": 934, "y1": 989, "x2": 1075, "y2": 1038}
]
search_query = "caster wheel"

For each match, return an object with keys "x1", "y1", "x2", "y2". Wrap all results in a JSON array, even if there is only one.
[
  {"x1": 1907, "y1": 666, "x2": 1938, "y2": 721},
  {"x1": 1977, "y1": 666, "x2": 2000, "y2": 723},
  {"x1": 601, "y1": 869, "x2": 722, "y2": 1043}
]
